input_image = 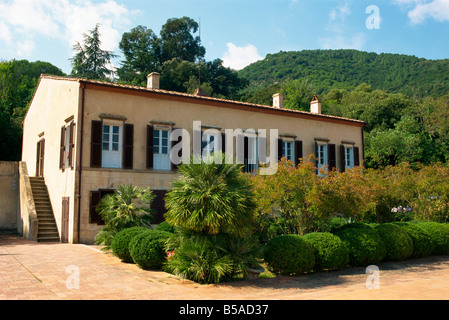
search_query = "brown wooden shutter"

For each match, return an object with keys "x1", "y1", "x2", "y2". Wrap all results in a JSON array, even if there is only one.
[
  {"x1": 340, "y1": 145, "x2": 346, "y2": 173},
  {"x1": 243, "y1": 136, "x2": 249, "y2": 172},
  {"x1": 354, "y1": 146, "x2": 360, "y2": 167},
  {"x1": 277, "y1": 138, "x2": 283, "y2": 162},
  {"x1": 60, "y1": 126, "x2": 66, "y2": 171},
  {"x1": 314, "y1": 142, "x2": 319, "y2": 174},
  {"x1": 221, "y1": 132, "x2": 226, "y2": 155},
  {"x1": 61, "y1": 197, "x2": 70, "y2": 243},
  {"x1": 68, "y1": 122, "x2": 75, "y2": 170},
  {"x1": 89, "y1": 191, "x2": 101, "y2": 224},
  {"x1": 146, "y1": 125, "x2": 154, "y2": 169},
  {"x1": 171, "y1": 128, "x2": 182, "y2": 171},
  {"x1": 39, "y1": 139, "x2": 45, "y2": 177},
  {"x1": 90, "y1": 120, "x2": 102, "y2": 168},
  {"x1": 123, "y1": 123, "x2": 134, "y2": 169},
  {"x1": 294, "y1": 140, "x2": 303, "y2": 166},
  {"x1": 328, "y1": 144, "x2": 336, "y2": 171}
]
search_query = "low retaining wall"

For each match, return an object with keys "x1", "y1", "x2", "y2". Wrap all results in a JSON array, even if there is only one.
[
  {"x1": 18, "y1": 162, "x2": 38, "y2": 240},
  {"x1": 0, "y1": 161, "x2": 19, "y2": 233}
]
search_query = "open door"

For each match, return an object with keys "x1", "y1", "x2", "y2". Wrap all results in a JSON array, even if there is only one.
[{"x1": 36, "y1": 139, "x2": 45, "y2": 177}]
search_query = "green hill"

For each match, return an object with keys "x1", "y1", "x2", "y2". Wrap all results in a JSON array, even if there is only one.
[{"x1": 238, "y1": 49, "x2": 449, "y2": 97}]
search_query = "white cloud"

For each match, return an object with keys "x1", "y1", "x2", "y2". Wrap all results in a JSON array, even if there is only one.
[
  {"x1": 329, "y1": 2, "x2": 351, "y2": 22},
  {"x1": 0, "y1": 0, "x2": 137, "y2": 57},
  {"x1": 394, "y1": 0, "x2": 449, "y2": 24},
  {"x1": 320, "y1": 2, "x2": 366, "y2": 51},
  {"x1": 222, "y1": 42, "x2": 263, "y2": 70}
]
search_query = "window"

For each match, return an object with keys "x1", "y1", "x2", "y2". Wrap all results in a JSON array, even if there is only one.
[
  {"x1": 282, "y1": 140, "x2": 294, "y2": 162},
  {"x1": 344, "y1": 146, "x2": 354, "y2": 170},
  {"x1": 316, "y1": 142, "x2": 328, "y2": 175},
  {"x1": 153, "y1": 128, "x2": 171, "y2": 170},
  {"x1": 60, "y1": 122, "x2": 74, "y2": 171},
  {"x1": 244, "y1": 135, "x2": 258, "y2": 173},
  {"x1": 202, "y1": 133, "x2": 217, "y2": 158},
  {"x1": 102, "y1": 123, "x2": 122, "y2": 168}
]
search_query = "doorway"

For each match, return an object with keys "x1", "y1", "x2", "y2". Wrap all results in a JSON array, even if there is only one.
[{"x1": 36, "y1": 139, "x2": 45, "y2": 177}]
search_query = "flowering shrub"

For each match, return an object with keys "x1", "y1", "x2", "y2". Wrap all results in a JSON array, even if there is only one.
[{"x1": 249, "y1": 158, "x2": 449, "y2": 229}]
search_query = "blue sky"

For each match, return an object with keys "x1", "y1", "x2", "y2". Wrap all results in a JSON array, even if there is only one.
[{"x1": 1, "y1": 0, "x2": 449, "y2": 74}]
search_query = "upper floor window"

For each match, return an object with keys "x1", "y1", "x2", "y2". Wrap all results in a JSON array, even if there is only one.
[
  {"x1": 282, "y1": 140, "x2": 294, "y2": 162},
  {"x1": 90, "y1": 120, "x2": 133, "y2": 170},
  {"x1": 344, "y1": 146, "x2": 354, "y2": 170},
  {"x1": 102, "y1": 123, "x2": 122, "y2": 168},
  {"x1": 153, "y1": 128, "x2": 171, "y2": 170}
]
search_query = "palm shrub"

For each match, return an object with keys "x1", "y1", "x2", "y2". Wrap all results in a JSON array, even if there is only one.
[
  {"x1": 264, "y1": 234, "x2": 315, "y2": 275},
  {"x1": 111, "y1": 227, "x2": 149, "y2": 263},
  {"x1": 302, "y1": 232, "x2": 349, "y2": 271},
  {"x1": 163, "y1": 228, "x2": 234, "y2": 284},
  {"x1": 94, "y1": 184, "x2": 155, "y2": 247},
  {"x1": 165, "y1": 153, "x2": 256, "y2": 237},
  {"x1": 163, "y1": 154, "x2": 258, "y2": 283},
  {"x1": 374, "y1": 223, "x2": 413, "y2": 261},
  {"x1": 129, "y1": 229, "x2": 172, "y2": 270}
]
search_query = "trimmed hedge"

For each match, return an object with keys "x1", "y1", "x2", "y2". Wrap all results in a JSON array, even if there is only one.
[
  {"x1": 302, "y1": 232, "x2": 349, "y2": 271},
  {"x1": 334, "y1": 224, "x2": 386, "y2": 266},
  {"x1": 393, "y1": 222, "x2": 435, "y2": 258},
  {"x1": 155, "y1": 221, "x2": 175, "y2": 233},
  {"x1": 331, "y1": 222, "x2": 374, "y2": 233},
  {"x1": 129, "y1": 229, "x2": 172, "y2": 270},
  {"x1": 374, "y1": 223, "x2": 413, "y2": 261},
  {"x1": 264, "y1": 234, "x2": 315, "y2": 276},
  {"x1": 111, "y1": 227, "x2": 149, "y2": 263},
  {"x1": 415, "y1": 222, "x2": 449, "y2": 255}
]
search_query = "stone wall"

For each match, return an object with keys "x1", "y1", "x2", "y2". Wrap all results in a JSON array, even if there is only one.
[{"x1": 0, "y1": 161, "x2": 19, "y2": 233}]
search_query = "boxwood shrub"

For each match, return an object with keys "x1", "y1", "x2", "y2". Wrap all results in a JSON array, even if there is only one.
[
  {"x1": 302, "y1": 232, "x2": 349, "y2": 271},
  {"x1": 415, "y1": 222, "x2": 449, "y2": 255},
  {"x1": 129, "y1": 229, "x2": 172, "y2": 270},
  {"x1": 393, "y1": 222, "x2": 435, "y2": 258},
  {"x1": 264, "y1": 234, "x2": 315, "y2": 276},
  {"x1": 374, "y1": 223, "x2": 413, "y2": 261},
  {"x1": 334, "y1": 225, "x2": 386, "y2": 266},
  {"x1": 111, "y1": 227, "x2": 149, "y2": 263},
  {"x1": 331, "y1": 222, "x2": 374, "y2": 233},
  {"x1": 155, "y1": 221, "x2": 175, "y2": 233}
]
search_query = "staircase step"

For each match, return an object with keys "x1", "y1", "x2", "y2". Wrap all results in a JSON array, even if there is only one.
[{"x1": 29, "y1": 177, "x2": 60, "y2": 243}]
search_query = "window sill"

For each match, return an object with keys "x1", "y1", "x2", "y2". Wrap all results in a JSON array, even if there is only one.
[{"x1": 83, "y1": 167, "x2": 178, "y2": 174}]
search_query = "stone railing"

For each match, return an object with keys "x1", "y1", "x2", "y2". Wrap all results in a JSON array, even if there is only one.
[{"x1": 18, "y1": 162, "x2": 38, "y2": 241}]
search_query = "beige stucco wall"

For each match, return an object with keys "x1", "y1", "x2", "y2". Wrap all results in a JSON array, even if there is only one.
[
  {"x1": 78, "y1": 86, "x2": 364, "y2": 243},
  {"x1": 21, "y1": 77, "x2": 364, "y2": 244},
  {"x1": 22, "y1": 78, "x2": 81, "y2": 243},
  {"x1": 0, "y1": 161, "x2": 19, "y2": 232}
]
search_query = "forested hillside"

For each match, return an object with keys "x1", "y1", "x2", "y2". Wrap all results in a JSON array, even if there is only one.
[
  {"x1": 238, "y1": 49, "x2": 449, "y2": 98},
  {"x1": 1, "y1": 24, "x2": 448, "y2": 168}
]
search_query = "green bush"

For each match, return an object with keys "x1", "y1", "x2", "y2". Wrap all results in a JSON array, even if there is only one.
[
  {"x1": 393, "y1": 222, "x2": 435, "y2": 258},
  {"x1": 416, "y1": 222, "x2": 449, "y2": 255},
  {"x1": 302, "y1": 232, "x2": 349, "y2": 271},
  {"x1": 264, "y1": 235, "x2": 315, "y2": 276},
  {"x1": 374, "y1": 223, "x2": 413, "y2": 261},
  {"x1": 129, "y1": 229, "x2": 172, "y2": 270},
  {"x1": 335, "y1": 226, "x2": 386, "y2": 266},
  {"x1": 111, "y1": 227, "x2": 149, "y2": 263},
  {"x1": 331, "y1": 222, "x2": 374, "y2": 233},
  {"x1": 155, "y1": 221, "x2": 175, "y2": 233}
]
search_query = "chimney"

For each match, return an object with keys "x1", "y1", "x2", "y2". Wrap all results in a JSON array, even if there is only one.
[
  {"x1": 272, "y1": 93, "x2": 284, "y2": 108},
  {"x1": 310, "y1": 95, "x2": 321, "y2": 114},
  {"x1": 147, "y1": 72, "x2": 160, "y2": 90}
]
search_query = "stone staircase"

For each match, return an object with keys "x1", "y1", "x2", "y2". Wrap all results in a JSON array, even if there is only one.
[{"x1": 29, "y1": 177, "x2": 60, "y2": 242}]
